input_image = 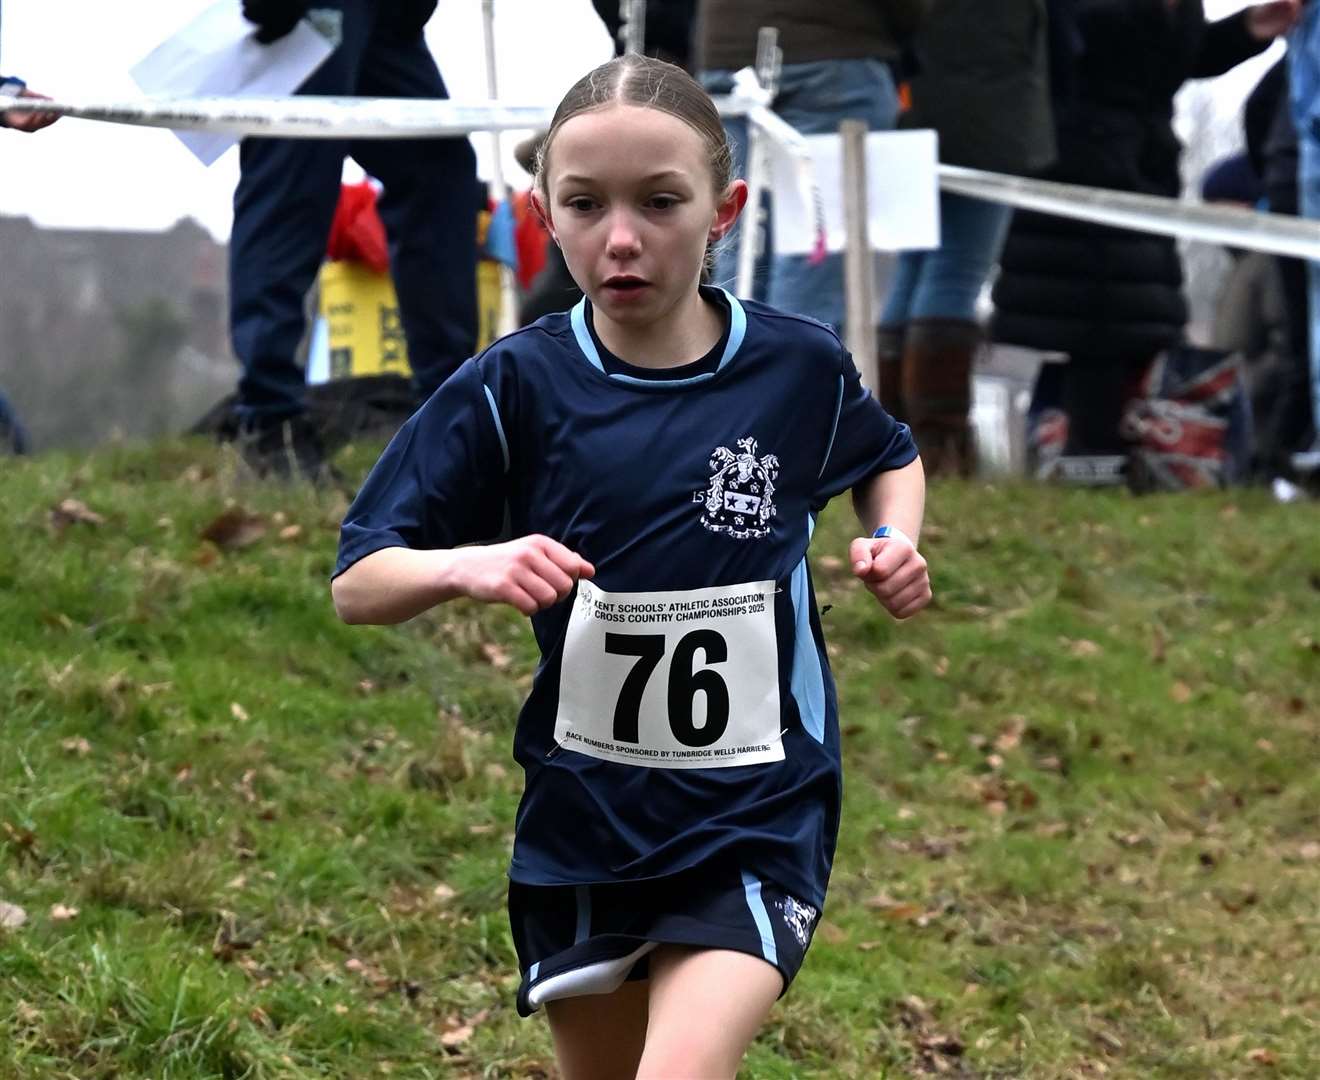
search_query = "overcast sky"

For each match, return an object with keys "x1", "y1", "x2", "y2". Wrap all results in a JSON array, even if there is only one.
[{"x1": 0, "y1": 0, "x2": 1268, "y2": 241}]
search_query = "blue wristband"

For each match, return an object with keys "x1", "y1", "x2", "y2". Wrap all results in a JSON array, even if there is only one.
[{"x1": 872, "y1": 525, "x2": 915, "y2": 547}]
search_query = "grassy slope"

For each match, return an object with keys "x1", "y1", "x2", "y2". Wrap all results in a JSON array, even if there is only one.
[{"x1": 1, "y1": 439, "x2": 1318, "y2": 1079}]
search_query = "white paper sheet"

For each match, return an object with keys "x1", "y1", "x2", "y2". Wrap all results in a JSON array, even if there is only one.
[
  {"x1": 769, "y1": 130, "x2": 941, "y2": 255},
  {"x1": 130, "y1": 1, "x2": 339, "y2": 165}
]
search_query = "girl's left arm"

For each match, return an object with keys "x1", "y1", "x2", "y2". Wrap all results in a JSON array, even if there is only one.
[{"x1": 847, "y1": 457, "x2": 932, "y2": 620}]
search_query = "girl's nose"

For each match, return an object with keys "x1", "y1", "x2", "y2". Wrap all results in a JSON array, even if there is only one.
[{"x1": 604, "y1": 211, "x2": 642, "y2": 258}]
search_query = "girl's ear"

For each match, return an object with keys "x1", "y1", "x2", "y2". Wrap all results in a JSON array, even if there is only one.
[
  {"x1": 709, "y1": 179, "x2": 749, "y2": 243},
  {"x1": 530, "y1": 189, "x2": 558, "y2": 245}
]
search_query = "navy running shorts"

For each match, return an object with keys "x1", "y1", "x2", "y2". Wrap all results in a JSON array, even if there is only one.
[{"x1": 509, "y1": 862, "x2": 821, "y2": 1017}]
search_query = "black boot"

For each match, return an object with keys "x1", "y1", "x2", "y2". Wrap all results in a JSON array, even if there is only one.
[
  {"x1": 238, "y1": 413, "x2": 336, "y2": 484},
  {"x1": 900, "y1": 318, "x2": 979, "y2": 477},
  {"x1": 876, "y1": 324, "x2": 907, "y2": 423}
]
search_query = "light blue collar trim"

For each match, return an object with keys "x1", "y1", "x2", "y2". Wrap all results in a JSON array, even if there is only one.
[
  {"x1": 569, "y1": 298, "x2": 604, "y2": 373},
  {"x1": 715, "y1": 288, "x2": 747, "y2": 371},
  {"x1": 568, "y1": 289, "x2": 748, "y2": 385}
]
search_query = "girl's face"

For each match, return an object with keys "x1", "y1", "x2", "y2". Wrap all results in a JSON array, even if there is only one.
[{"x1": 536, "y1": 104, "x2": 746, "y2": 331}]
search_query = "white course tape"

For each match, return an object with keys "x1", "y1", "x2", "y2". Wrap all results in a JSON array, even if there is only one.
[
  {"x1": 940, "y1": 164, "x2": 1320, "y2": 262},
  {"x1": 9, "y1": 92, "x2": 1320, "y2": 262},
  {"x1": 0, "y1": 95, "x2": 554, "y2": 139}
]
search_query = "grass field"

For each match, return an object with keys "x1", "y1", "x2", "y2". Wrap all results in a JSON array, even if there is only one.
[{"x1": 2, "y1": 439, "x2": 1318, "y2": 1078}]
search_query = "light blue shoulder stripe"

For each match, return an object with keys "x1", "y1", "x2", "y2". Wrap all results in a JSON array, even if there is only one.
[
  {"x1": 570, "y1": 299, "x2": 604, "y2": 372},
  {"x1": 740, "y1": 871, "x2": 779, "y2": 966},
  {"x1": 790, "y1": 515, "x2": 826, "y2": 743},
  {"x1": 482, "y1": 384, "x2": 510, "y2": 473},
  {"x1": 818, "y1": 373, "x2": 845, "y2": 478}
]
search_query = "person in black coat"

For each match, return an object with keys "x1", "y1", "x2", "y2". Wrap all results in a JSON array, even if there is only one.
[
  {"x1": 991, "y1": 0, "x2": 1297, "y2": 456},
  {"x1": 591, "y1": 0, "x2": 698, "y2": 68},
  {"x1": 879, "y1": 0, "x2": 1056, "y2": 475}
]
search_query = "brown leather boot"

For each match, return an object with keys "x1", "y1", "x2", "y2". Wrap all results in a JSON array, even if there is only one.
[
  {"x1": 900, "y1": 317, "x2": 980, "y2": 477},
  {"x1": 876, "y1": 323, "x2": 907, "y2": 423}
]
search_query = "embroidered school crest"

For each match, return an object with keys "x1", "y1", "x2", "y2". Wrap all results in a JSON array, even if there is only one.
[
  {"x1": 777, "y1": 895, "x2": 818, "y2": 947},
  {"x1": 693, "y1": 437, "x2": 779, "y2": 539}
]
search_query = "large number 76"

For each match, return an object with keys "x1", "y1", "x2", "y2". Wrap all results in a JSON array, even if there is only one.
[{"x1": 604, "y1": 631, "x2": 731, "y2": 748}]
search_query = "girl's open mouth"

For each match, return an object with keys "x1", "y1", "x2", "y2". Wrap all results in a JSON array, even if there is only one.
[{"x1": 603, "y1": 277, "x2": 650, "y2": 293}]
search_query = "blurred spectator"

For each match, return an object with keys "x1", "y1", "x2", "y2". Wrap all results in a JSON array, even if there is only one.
[
  {"x1": 2, "y1": 74, "x2": 56, "y2": 453},
  {"x1": 992, "y1": 0, "x2": 1297, "y2": 460},
  {"x1": 696, "y1": 0, "x2": 931, "y2": 335},
  {"x1": 1201, "y1": 151, "x2": 1294, "y2": 477},
  {"x1": 1287, "y1": 0, "x2": 1320, "y2": 464},
  {"x1": 228, "y1": 0, "x2": 479, "y2": 479},
  {"x1": 0, "y1": 390, "x2": 30, "y2": 455},
  {"x1": 878, "y1": 0, "x2": 1056, "y2": 475},
  {"x1": 592, "y1": 0, "x2": 698, "y2": 69},
  {"x1": 0, "y1": 75, "x2": 59, "y2": 132},
  {"x1": 1245, "y1": 55, "x2": 1316, "y2": 477}
]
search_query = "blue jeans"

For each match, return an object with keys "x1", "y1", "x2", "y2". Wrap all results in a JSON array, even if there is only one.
[
  {"x1": 229, "y1": 0, "x2": 480, "y2": 423},
  {"x1": 1297, "y1": 132, "x2": 1320, "y2": 441},
  {"x1": 701, "y1": 59, "x2": 899, "y2": 333},
  {"x1": 880, "y1": 192, "x2": 1013, "y2": 324}
]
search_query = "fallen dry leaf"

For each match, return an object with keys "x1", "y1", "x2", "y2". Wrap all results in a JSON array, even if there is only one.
[
  {"x1": 432, "y1": 883, "x2": 457, "y2": 903},
  {"x1": 440, "y1": 1022, "x2": 475, "y2": 1049},
  {"x1": 478, "y1": 641, "x2": 511, "y2": 670},
  {"x1": 994, "y1": 716, "x2": 1027, "y2": 752},
  {"x1": 1297, "y1": 842, "x2": 1320, "y2": 862},
  {"x1": 278, "y1": 524, "x2": 303, "y2": 541},
  {"x1": 230, "y1": 702, "x2": 250, "y2": 723},
  {"x1": 439, "y1": 1008, "x2": 490, "y2": 1049},
  {"x1": 1246, "y1": 1047, "x2": 1278, "y2": 1067},
  {"x1": 864, "y1": 894, "x2": 926, "y2": 922},
  {"x1": 60, "y1": 736, "x2": 92, "y2": 757},
  {"x1": 49, "y1": 904, "x2": 79, "y2": 922},
  {"x1": 0, "y1": 901, "x2": 28, "y2": 929},
  {"x1": 1150, "y1": 625, "x2": 1167, "y2": 664},
  {"x1": 1170, "y1": 680, "x2": 1193, "y2": 704},
  {"x1": 199, "y1": 506, "x2": 267, "y2": 551},
  {"x1": 815, "y1": 920, "x2": 848, "y2": 944},
  {"x1": 49, "y1": 498, "x2": 106, "y2": 532},
  {"x1": 1068, "y1": 638, "x2": 1103, "y2": 658}
]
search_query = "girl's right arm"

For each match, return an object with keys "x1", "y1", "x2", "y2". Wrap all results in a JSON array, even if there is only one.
[{"x1": 332, "y1": 535, "x2": 595, "y2": 625}]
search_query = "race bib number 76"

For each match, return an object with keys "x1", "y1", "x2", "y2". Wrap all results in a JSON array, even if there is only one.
[{"x1": 555, "y1": 580, "x2": 784, "y2": 770}]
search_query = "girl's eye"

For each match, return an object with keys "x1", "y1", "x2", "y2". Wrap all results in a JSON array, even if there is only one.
[
  {"x1": 647, "y1": 196, "x2": 678, "y2": 211},
  {"x1": 566, "y1": 197, "x2": 598, "y2": 213}
]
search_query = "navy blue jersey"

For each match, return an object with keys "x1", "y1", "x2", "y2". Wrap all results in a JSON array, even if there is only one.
[{"x1": 336, "y1": 287, "x2": 916, "y2": 909}]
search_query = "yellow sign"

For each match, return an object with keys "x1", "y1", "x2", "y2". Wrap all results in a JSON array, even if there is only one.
[{"x1": 317, "y1": 216, "x2": 501, "y2": 381}]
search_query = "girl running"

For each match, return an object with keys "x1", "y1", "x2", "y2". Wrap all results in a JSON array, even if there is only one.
[{"x1": 332, "y1": 53, "x2": 931, "y2": 1080}]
